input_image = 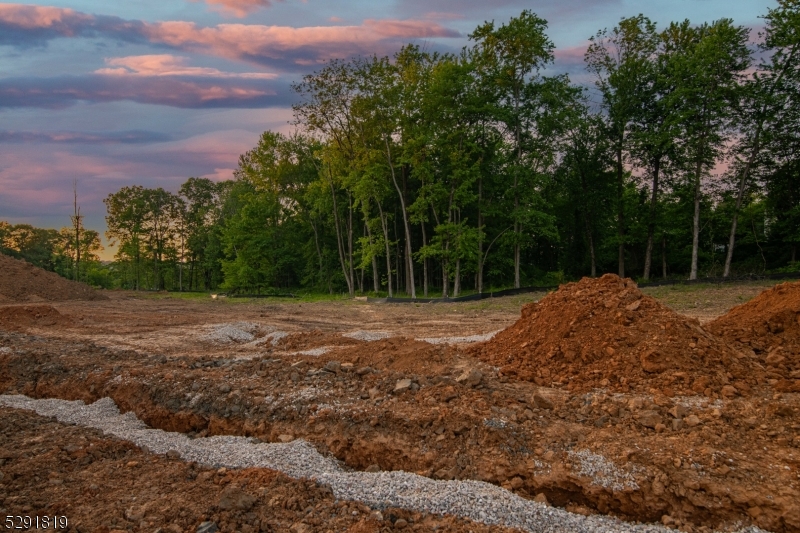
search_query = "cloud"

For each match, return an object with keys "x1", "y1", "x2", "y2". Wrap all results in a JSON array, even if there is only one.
[
  {"x1": 95, "y1": 54, "x2": 278, "y2": 79},
  {"x1": 0, "y1": 130, "x2": 172, "y2": 144},
  {"x1": 0, "y1": 75, "x2": 289, "y2": 109},
  {"x1": 0, "y1": 5, "x2": 461, "y2": 67},
  {"x1": 0, "y1": 4, "x2": 146, "y2": 47},
  {"x1": 0, "y1": 130, "x2": 260, "y2": 224},
  {"x1": 191, "y1": 0, "x2": 281, "y2": 18},
  {"x1": 141, "y1": 19, "x2": 460, "y2": 66}
]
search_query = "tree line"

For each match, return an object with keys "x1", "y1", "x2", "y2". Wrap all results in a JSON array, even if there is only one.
[{"x1": 6, "y1": 2, "x2": 798, "y2": 295}]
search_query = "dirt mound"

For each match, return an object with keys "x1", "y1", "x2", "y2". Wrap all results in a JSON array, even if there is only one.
[
  {"x1": 707, "y1": 281, "x2": 800, "y2": 392},
  {"x1": 0, "y1": 253, "x2": 106, "y2": 302},
  {"x1": 0, "y1": 304, "x2": 73, "y2": 331},
  {"x1": 470, "y1": 274, "x2": 759, "y2": 396}
]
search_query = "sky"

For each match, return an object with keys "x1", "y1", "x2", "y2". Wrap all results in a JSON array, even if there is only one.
[{"x1": 0, "y1": 0, "x2": 774, "y2": 259}]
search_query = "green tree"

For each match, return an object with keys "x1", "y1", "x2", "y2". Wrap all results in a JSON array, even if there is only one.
[
  {"x1": 663, "y1": 19, "x2": 750, "y2": 279},
  {"x1": 723, "y1": 0, "x2": 800, "y2": 275},
  {"x1": 586, "y1": 15, "x2": 660, "y2": 278}
]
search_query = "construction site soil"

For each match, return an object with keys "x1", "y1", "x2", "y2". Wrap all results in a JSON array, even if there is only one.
[
  {"x1": 0, "y1": 253, "x2": 106, "y2": 303},
  {"x1": 1, "y1": 260, "x2": 799, "y2": 533},
  {"x1": 469, "y1": 274, "x2": 764, "y2": 397}
]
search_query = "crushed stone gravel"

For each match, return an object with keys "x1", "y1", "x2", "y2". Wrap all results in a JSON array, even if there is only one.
[
  {"x1": 418, "y1": 331, "x2": 500, "y2": 345},
  {"x1": 0, "y1": 395, "x2": 770, "y2": 533},
  {"x1": 343, "y1": 330, "x2": 393, "y2": 342}
]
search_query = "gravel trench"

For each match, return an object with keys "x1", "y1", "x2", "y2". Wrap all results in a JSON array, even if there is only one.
[{"x1": 0, "y1": 394, "x2": 767, "y2": 533}]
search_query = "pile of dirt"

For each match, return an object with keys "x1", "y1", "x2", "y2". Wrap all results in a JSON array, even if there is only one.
[
  {"x1": 707, "y1": 280, "x2": 800, "y2": 392},
  {"x1": 0, "y1": 253, "x2": 106, "y2": 302},
  {"x1": 0, "y1": 304, "x2": 73, "y2": 331},
  {"x1": 470, "y1": 274, "x2": 759, "y2": 396}
]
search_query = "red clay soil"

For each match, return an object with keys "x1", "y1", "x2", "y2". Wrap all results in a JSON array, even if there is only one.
[
  {"x1": 0, "y1": 304, "x2": 73, "y2": 331},
  {"x1": 470, "y1": 274, "x2": 760, "y2": 397},
  {"x1": 707, "y1": 280, "x2": 800, "y2": 392},
  {"x1": 0, "y1": 253, "x2": 106, "y2": 302},
  {"x1": 0, "y1": 407, "x2": 517, "y2": 533}
]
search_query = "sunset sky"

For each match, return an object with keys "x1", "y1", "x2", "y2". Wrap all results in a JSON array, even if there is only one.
[{"x1": 0, "y1": 0, "x2": 773, "y2": 258}]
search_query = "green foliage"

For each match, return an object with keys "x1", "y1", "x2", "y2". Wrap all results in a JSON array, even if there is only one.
[{"x1": 87, "y1": 6, "x2": 800, "y2": 295}]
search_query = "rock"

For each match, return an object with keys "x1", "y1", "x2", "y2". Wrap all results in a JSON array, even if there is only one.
[
  {"x1": 442, "y1": 387, "x2": 458, "y2": 402},
  {"x1": 368, "y1": 387, "x2": 381, "y2": 399},
  {"x1": 533, "y1": 493, "x2": 550, "y2": 506},
  {"x1": 672, "y1": 419, "x2": 684, "y2": 431},
  {"x1": 166, "y1": 450, "x2": 180, "y2": 459},
  {"x1": 340, "y1": 362, "x2": 354, "y2": 371},
  {"x1": 278, "y1": 434, "x2": 294, "y2": 443},
  {"x1": 765, "y1": 352, "x2": 786, "y2": 366},
  {"x1": 455, "y1": 368, "x2": 483, "y2": 388},
  {"x1": 124, "y1": 506, "x2": 145, "y2": 521},
  {"x1": 365, "y1": 464, "x2": 381, "y2": 472},
  {"x1": 289, "y1": 524, "x2": 311, "y2": 533},
  {"x1": 370, "y1": 510, "x2": 384, "y2": 521},
  {"x1": 218, "y1": 384, "x2": 231, "y2": 393},
  {"x1": 628, "y1": 398, "x2": 644, "y2": 410},
  {"x1": 721, "y1": 385, "x2": 738, "y2": 398},
  {"x1": 626, "y1": 299, "x2": 642, "y2": 311},
  {"x1": 218, "y1": 486, "x2": 256, "y2": 511},
  {"x1": 197, "y1": 522, "x2": 218, "y2": 533},
  {"x1": 636, "y1": 410, "x2": 662, "y2": 429},
  {"x1": 394, "y1": 378, "x2": 413, "y2": 393},
  {"x1": 356, "y1": 366, "x2": 373, "y2": 375},
  {"x1": 324, "y1": 361, "x2": 341, "y2": 373},
  {"x1": 668, "y1": 405, "x2": 688, "y2": 419},
  {"x1": 533, "y1": 394, "x2": 553, "y2": 410},
  {"x1": 394, "y1": 518, "x2": 408, "y2": 529},
  {"x1": 655, "y1": 423, "x2": 666, "y2": 433},
  {"x1": 747, "y1": 506, "x2": 763, "y2": 518},
  {"x1": 684, "y1": 414, "x2": 701, "y2": 427}
]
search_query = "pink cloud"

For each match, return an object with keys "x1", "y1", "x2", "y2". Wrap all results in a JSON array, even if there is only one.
[
  {"x1": 0, "y1": 5, "x2": 461, "y2": 66},
  {"x1": 191, "y1": 0, "x2": 280, "y2": 18},
  {"x1": 0, "y1": 3, "x2": 91, "y2": 30},
  {"x1": 141, "y1": 19, "x2": 460, "y2": 63},
  {"x1": 553, "y1": 42, "x2": 590, "y2": 65},
  {"x1": 95, "y1": 54, "x2": 277, "y2": 79}
]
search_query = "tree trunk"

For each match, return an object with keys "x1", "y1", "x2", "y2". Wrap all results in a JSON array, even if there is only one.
[
  {"x1": 792, "y1": 244, "x2": 797, "y2": 264},
  {"x1": 442, "y1": 253, "x2": 449, "y2": 298},
  {"x1": 311, "y1": 220, "x2": 324, "y2": 283},
  {"x1": 662, "y1": 235, "x2": 667, "y2": 279},
  {"x1": 585, "y1": 215, "x2": 597, "y2": 278},
  {"x1": 453, "y1": 258, "x2": 461, "y2": 297},
  {"x1": 421, "y1": 221, "x2": 429, "y2": 297},
  {"x1": 477, "y1": 176, "x2": 484, "y2": 293},
  {"x1": 616, "y1": 144, "x2": 625, "y2": 278},
  {"x1": 347, "y1": 192, "x2": 354, "y2": 296},
  {"x1": 365, "y1": 222, "x2": 379, "y2": 293},
  {"x1": 377, "y1": 203, "x2": 393, "y2": 298},
  {"x1": 513, "y1": 84, "x2": 522, "y2": 289},
  {"x1": 724, "y1": 128, "x2": 761, "y2": 277},
  {"x1": 690, "y1": 155, "x2": 703, "y2": 280},
  {"x1": 326, "y1": 168, "x2": 353, "y2": 296},
  {"x1": 384, "y1": 137, "x2": 416, "y2": 299},
  {"x1": 643, "y1": 157, "x2": 662, "y2": 280}
]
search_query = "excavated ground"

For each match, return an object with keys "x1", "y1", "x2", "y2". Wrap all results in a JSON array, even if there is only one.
[{"x1": 0, "y1": 276, "x2": 799, "y2": 533}]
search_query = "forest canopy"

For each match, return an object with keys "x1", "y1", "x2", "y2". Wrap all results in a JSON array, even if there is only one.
[{"x1": 7, "y1": 2, "x2": 800, "y2": 295}]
